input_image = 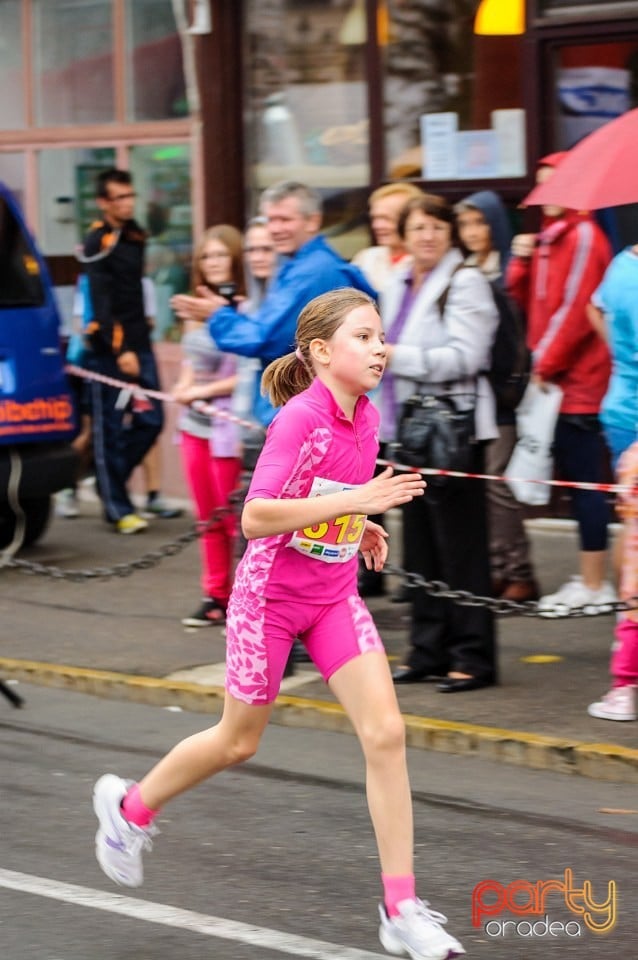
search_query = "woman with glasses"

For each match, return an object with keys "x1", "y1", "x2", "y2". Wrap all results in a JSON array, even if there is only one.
[
  {"x1": 243, "y1": 215, "x2": 278, "y2": 310},
  {"x1": 233, "y1": 218, "x2": 279, "y2": 469},
  {"x1": 383, "y1": 194, "x2": 499, "y2": 693},
  {"x1": 173, "y1": 225, "x2": 246, "y2": 627}
]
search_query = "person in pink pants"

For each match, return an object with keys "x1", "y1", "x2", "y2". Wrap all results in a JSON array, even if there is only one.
[
  {"x1": 589, "y1": 441, "x2": 638, "y2": 721},
  {"x1": 172, "y1": 224, "x2": 245, "y2": 626}
]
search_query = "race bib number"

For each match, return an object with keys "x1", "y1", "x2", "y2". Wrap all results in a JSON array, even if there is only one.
[{"x1": 286, "y1": 476, "x2": 366, "y2": 564}]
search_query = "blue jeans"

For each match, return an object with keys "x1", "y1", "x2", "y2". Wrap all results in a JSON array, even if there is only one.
[{"x1": 85, "y1": 350, "x2": 164, "y2": 521}]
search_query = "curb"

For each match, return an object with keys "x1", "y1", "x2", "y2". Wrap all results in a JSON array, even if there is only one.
[{"x1": 2, "y1": 657, "x2": 637, "y2": 784}]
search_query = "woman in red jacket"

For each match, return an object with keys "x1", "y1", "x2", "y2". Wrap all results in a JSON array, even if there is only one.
[{"x1": 506, "y1": 153, "x2": 615, "y2": 617}]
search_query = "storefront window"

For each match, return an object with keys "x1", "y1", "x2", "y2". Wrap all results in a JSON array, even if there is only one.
[
  {"x1": 129, "y1": 143, "x2": 191, "y2": 341},
  {"x1": 0, "y1": 153, "x2": 26, "y2": 209},
  {"x1": 33, "y1": 0, "x2": 114, "y2": 126},
  {"x1": 538, "y1": 0, "x2": 638, "y2": 18},
  {"x1": 384, "y1": 0, "x2": 526, "y2": 181},
  {"x1": 37, "y1": 147, "x2": 116, "y2": 256},
  {"x1": 0, "y1": 0, "x2": 24, "y2": 129},
  {"x1": 552, "y1": 40, "x2": 638, "y2": 150},
  {"x1": 244, "y1": 0, "x2": 370, "y2": 256},
  {"x1": 124, "y1": 0, "x2": 187, "y2": 121}
]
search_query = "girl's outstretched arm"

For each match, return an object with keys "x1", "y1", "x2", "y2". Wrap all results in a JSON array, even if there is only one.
[{"x1": 242, "y1": 467, "x2": 425, "y2": 540}]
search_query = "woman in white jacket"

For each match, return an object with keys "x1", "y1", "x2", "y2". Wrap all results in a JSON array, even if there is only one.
[{"x1": 382, "y1": 193, "x2": 499, "y2": 692}]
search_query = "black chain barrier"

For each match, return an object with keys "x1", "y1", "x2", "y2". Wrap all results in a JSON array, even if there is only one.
[
  {"x1": 3, "y1": 492, "x2": 244, "y2": 584},
  {"x1": 380, "y1": 562, "x2": 636, "y2": 618},
  {"x1": 2, "y1": 489, "x2": 634, "y2": 618}
]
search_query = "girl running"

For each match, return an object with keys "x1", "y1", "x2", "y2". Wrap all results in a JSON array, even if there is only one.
[{"x1": 92, "y1": 287, "x2": 464, "y2": 960}]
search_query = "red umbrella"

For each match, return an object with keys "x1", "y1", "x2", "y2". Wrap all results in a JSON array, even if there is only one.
[{"x1": 524, "y1": 107, "x2": 638, "y2": 210}]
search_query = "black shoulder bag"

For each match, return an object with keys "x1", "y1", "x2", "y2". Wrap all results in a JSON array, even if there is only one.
[{"x1": 390, "y1": 267, "x2": 477, "y2": 482}]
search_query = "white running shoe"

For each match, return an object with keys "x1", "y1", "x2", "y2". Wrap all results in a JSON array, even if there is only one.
[
  {"x1": 378, "y1": 898, "x2": 465, "y2": 960},
  {"x1": 537, "y1": 576, "x2": 617, "y2": 618},
  {"x1": 93, "y1": 774, "x2": 157, "y2": 887},
  {"x1": 587, "y1": 686, "x2": 636, "y2": 721},
  {"x1": 55, "y1": 488, "x2": 79, "y2": 518}
]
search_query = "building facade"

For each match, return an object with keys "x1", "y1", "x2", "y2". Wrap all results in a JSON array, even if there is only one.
[{"x1": 2, "y1": 1, "x2": 638, "y2": 310}]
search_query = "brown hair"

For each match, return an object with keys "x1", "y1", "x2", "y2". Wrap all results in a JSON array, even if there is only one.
[
  {"x1": 262, "y1": 288, "x2": 379, "y2": 407},
  {"x1": 397, "y1": 193, "x2": 458, "y2": 246},
  {"x1": 191, "y1": 224, "x2": 246, "y2": 295}
]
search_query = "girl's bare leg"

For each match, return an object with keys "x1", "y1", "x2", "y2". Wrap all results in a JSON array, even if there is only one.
[
  {"x1": 329, "y1": 651, "x2": 413, "y2": 875},
  {"x1": 138, "y1": 693, "x2": 273, "y2": 810}
]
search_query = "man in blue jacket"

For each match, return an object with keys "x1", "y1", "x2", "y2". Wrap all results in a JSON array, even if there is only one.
[{"x1": 171, "y1": 181, "x2": 377, "y2": 426}]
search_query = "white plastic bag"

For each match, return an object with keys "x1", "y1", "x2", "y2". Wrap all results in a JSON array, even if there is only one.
[{"x1": 504, "y1": 382, "x2": 563, "y2": 505}]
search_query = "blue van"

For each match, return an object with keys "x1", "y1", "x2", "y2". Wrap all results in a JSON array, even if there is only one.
[{"x1": 0, "y1": 182, "x2": 77, "y2": 547}]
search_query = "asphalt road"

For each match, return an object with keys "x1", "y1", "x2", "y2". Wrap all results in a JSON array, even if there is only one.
[{"x1": 1, "y1": 686, "x2": 636, "y2": 959}]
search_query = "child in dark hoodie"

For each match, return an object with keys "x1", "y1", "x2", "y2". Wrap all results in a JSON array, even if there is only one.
[{"x1": 454, "y1": 190, "x2": 539, "y2": 602}]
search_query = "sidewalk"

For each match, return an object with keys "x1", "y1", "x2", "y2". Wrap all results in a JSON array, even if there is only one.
[{"x1": 1, "y1": 501, "x2": 637, "y2": 783}]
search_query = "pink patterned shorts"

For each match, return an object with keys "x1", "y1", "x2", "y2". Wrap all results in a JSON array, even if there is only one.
[{"x1": 224, "y1": 584, "x2": 385, "y2": 705}]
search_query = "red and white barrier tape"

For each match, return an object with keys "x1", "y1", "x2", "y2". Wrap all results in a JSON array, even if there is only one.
[
  {"x1": 376, "y1": 458, "x2": 629, "y2": 496},
  {"x1": 65, "y1": 364, "x2": 629, "y2": 496},
  {"x1": 65, "y1": 363, "x2": 265, "y2": 436}
]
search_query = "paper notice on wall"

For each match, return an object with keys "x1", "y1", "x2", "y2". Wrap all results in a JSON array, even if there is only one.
[
  {"x1": 420, "y1": 112, "x2": 458, "y2": 180},
  {"x1": 456, "y1": 130, "x2": 500, "y2": 179},
  {"x1": 557, "y1": 67, "x2": 630, "y2": 148},
  {"x1": 491, "y1": 109, "x2": 526, "y2": 177}
]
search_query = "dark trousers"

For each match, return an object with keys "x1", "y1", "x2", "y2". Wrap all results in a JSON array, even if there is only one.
[
  {"x1": 86, "y1": 350, "x2": 164, "y2": 522},
  {"x1": 403, "y1": 446, "x2": 497, "y2": 682},
  {"x1": 553, "y1": 414, "x2": 610, "y2": 552}
]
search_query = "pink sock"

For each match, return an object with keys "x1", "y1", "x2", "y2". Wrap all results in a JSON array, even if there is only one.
[
  {"x1": 382, "y1": 873, "x2": 416, "y2": 917},
  {"x1": 121, "y1": 783, "x2": 160, "y2": 828}
]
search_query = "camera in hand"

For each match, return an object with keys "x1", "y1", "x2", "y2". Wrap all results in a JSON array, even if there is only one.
[{"x1": 216, "y1": 281, "x2": 237, "y2": 301}]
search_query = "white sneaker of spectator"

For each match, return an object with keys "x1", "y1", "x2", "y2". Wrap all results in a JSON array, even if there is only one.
[
  {"x1": 55, "y1": 488, "x2": 79, "y2": 518},
  {"x1": 537, "y1": 576, "x2": 617, "y2": 618},
  {"x1": 587, "y1": 685, "x2": 636, "y2": 721}
]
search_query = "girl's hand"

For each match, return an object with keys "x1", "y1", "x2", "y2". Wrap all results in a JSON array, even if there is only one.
[
  {"x1": 356, "y1": 466, "x2": 425, "y2": 515},
  {"x1": 360, "y1": 520, "x2": 389, "y2": 572},
  {"x1": 171, "y1": 384, "x2": 202, "y2": 405},
  {"x1": 171, "y1": 291, "x2": 227, "y2": 322}
]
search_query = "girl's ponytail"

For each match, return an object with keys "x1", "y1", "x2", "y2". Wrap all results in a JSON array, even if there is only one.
[{"x1": 262, "y1": 350, "x2": 313, "y2": 407}]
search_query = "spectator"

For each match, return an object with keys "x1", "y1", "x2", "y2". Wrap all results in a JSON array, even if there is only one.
[
  {"x1": 232, "y1": 217, "x2": 278, "y2": 455},
  {"x1": 58, "y1": 273, "x2": 181, "y2": 521},
  {"x1": 242, "y1": 215, "x2": 278, "y2": 310},
  {"x1": 588, "y1": 445, "x2": 638, "y2": 723},
  {"x1": 55, "y1": 274, "x2": 96, "y2": 519},
  {"x1": 353, "y1": 181, "x2": 424, "y2": 599},
  {"x1": 352, "y1": 181, "x2": 424, "y2": 293},
  {"x1": 587, "y1": 243, "x2": 638, "y2": 721},
  {"x1": 83, "y1": 168, "x2": 164, "y2": 534},
  {"x1": 507, "y1": 153, "x2": 615, "y2": 617},
  {"x1": 385, "y1": 194, "x2": 499, "y2": 692},
  {"x1": 454, "y1": 190, "x2": 539, "y2": 602},
  {"x1": 170, "y1": 180, "x2": 377, "y2": 429},
  {"x1": 173, "y1": 225, "x2": 245, "y2": 627}
]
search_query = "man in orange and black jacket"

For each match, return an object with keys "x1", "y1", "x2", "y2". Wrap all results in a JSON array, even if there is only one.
[{"x1": 83, "y1": 168, "x2": 163, "y2": 533}]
